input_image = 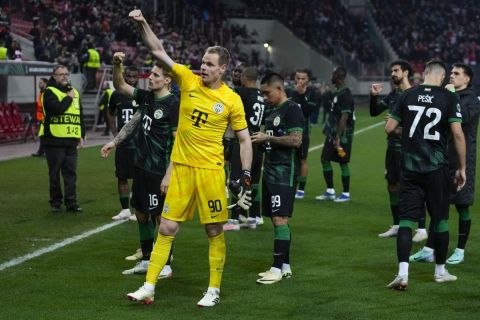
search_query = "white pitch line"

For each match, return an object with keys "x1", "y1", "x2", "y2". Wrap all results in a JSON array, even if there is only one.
[
  {"x1": 0, "y1": 220, "x2": 127, "y2": 271},
  {"x1": 0, "y1": 120, "x2": 384, "y2": 272},
  {"x1": 308, "y1": 121, "x2": 384, "y2": 152}
]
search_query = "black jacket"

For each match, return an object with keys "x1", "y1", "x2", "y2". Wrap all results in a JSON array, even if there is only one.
[
  {"x1": 42, "y1": 77, "x2": 85, "y2": 146},
  {"x1": 449, "y1": 86, "x2": 480, "y2": 205}
]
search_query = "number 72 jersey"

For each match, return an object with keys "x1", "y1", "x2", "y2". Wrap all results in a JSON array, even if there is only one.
[{"x1": 390, "y1": 85, "x2": 462, "y2": 173}]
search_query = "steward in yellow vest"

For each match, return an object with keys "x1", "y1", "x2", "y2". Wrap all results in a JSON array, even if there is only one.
[
  {"x1": 42, "y1": 65, "x2": 84, "y2": 213},
  {"x1": 0, "y1": 46, "x2": 7, "y2": 60},
  {"x1": 85, "y1": 48, "x2": 101, "y2": 68},
  {"x1": 83, "y1": 46, "x2": 101, "y2": 90},
  {"x1": 42, "y1": 66, "x2": 84, "y2": 145}
]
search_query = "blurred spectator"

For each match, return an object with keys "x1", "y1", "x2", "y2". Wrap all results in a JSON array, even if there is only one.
[
  {"x1": 32, "y1": 77, "x2": 48, "y2": 157},
  {"x1": 10, "y1": 39, "x2": 21, "y2": 60}
]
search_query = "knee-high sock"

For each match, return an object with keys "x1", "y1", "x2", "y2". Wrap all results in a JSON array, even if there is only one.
[
  {"x1": 418, "y1": 209, "x2": 426, "y2": 229},
  {"x1": 165, "y1": 247, "x2": 173, "y2": 266},
  {"x1": 425, "y1": 220, "x2": 435, "y2": 248},
  {"x1": 208, "y1": 232, "x2": 226, "y2": 289},
  {"x1": 138, "y1": 220, "x2": 155, "y2": 260},
  {"x1": 283, "y1": 227, "x2": 292, "y2": 265},
  {"x1": 120, "y1": 195, "x2": 129, "y2": 209},
  {"x1": 397, "y1": 220, "x2": 415, "y2": 262},
  {"x1": 433, "y1": 220, "x2": 449, "y2": 264},
  {"x1": 273, "y1": 225, "x2": 291, "y2": 269},
  {"x1": 230, "y1": 205, "x2": 241, "y2": 220},
  {"x1": 145, "y1": 234, "x2": 175, "y2": 286},
  {"x1": 298, "y1": 176, "x2": 307, "y2": 191},
  {"x1": 456, "y1": 205, "x2": 471, "y2": 249},
  {"x1": 340, "y1": 163, "x2": 350, "y2": 193},
  {"x1": 322, "y1": 161, "x2": 333, "y2": 189},
  {"x1": 388, "y1": 191, "x2": 400, "y2": 225}
]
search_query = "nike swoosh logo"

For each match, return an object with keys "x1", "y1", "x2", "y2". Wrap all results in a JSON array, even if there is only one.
[
  {"x1": 272, "y1": 209, "x2": 280, "y2": 213},
  {"x1": 189, "y1": 94, "x2": 198, "y2": 98},
  {"x1": 148, "y1": 206, "x2": 157, "y2": 211}
]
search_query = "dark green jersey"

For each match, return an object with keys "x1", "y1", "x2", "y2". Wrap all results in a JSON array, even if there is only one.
[
  {"x1": 323, "y1": 87, "x2": 355, "y2": 141},
  {"x1": 263, "y1": 100, "x2": 304, "y2": 186},
  {"x1": 370, "y1": 89, "x2": 403, "y2": 150},
  {"x1": 108, "y1": 91, "x2": 139, "y2": 149},
  {"x1": 390, "y1": 85, "x2": 461, "y2": 173},
  {"x1": 133, "y1": 89, "x2": 179, "y2": 175},
  {"x1": 286, "y1": 86, "x2": 318, "y2": 137}
]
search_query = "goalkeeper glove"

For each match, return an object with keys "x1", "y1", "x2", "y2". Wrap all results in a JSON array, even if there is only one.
[{"x1": 227, "y1": 170, "x2": 252, "y2": 210}]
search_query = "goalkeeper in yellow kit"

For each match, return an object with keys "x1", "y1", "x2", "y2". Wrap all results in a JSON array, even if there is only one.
[{"x1": 126, "y1": 9, "x2": 253, "y2": 307}]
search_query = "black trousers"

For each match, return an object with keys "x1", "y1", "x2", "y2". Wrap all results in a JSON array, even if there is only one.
[
  {"x1": 85, "y1": 67, "x2": 97, "y2": 90},
  {"x1": 45, "y1": 145, "x2": 78, "y2": 207},
  {"x1": 36, "y1": 136, "x2": 45, "y2": 154}
]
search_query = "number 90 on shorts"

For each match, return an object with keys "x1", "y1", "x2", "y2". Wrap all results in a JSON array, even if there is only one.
[{"x1": 162, "y1": 163, "x2": 228, "y2": 224}]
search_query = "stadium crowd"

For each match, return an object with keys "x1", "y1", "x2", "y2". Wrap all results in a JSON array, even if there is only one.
[
  {"x1": 8, "y1": 0, "x2": 260, "y2": 71},
  {"x1": 4, "y1": 0, "x2": 480, "y2": 79},
  {"x1": 371, "y1": 0, "x2": 480, "y2": 73}
]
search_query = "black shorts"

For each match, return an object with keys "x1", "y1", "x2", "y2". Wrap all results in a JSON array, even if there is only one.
[
  {"x1": 321, "y1": 137, "x2": 352, "y2": 163},
  {"x1": 385, "y1": 147, "x2": 401, "y2": 185},
  {"x1": 399, "y1": 166, "x2": 450, "y2": 223},
  {"x1": 230, "y1": 141, "x2": 263, "y2": 185},
  {"x1": 223, "y1": 137, "x2": 236, "y2": 162},
  {"x1": 262, "y1": 181, "x2": 295, "y2": 217},
  {"x1": 115, "y1": 147, "x2": 135, "y2": 180},
  {"x1": 131, "y1": 167, "x2": 165, "y2": 215},
  {"x1": 298, "y1": 136, "x2": 310, "y2": 160}
]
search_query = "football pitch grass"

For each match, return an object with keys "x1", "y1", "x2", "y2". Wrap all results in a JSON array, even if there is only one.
[{"x1": 0, "y1": 107, "x2": 479, "y2": 319}]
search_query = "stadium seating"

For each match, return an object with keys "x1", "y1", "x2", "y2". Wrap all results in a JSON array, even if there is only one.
[
  {"x1": 0, "y1": 102, "x2": 29, "y2": 141},
  {"x1": 237, "y1": 0, "x2": 382, "y2": 64}
]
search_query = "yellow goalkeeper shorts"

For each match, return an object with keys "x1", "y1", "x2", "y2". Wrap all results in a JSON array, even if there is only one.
[{"x1": 162, "y1": 163, "x2": 228, "y2": 224}]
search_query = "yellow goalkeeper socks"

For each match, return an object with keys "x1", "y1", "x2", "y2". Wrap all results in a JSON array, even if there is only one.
[
  {"x1": 208, "y1": 232, "x2": 226, "y2": 289},
  {"x1": 145, "y1": 233, "x2": 175, "y2": 286}
]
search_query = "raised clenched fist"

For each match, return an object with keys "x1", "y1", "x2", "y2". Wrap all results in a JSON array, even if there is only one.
[
  {"x1": 113, "y1": 52, "x2": 125, "y2": 65},
  {"x1": 129, "y1": 9, "x2": 145, "y2": 22}
]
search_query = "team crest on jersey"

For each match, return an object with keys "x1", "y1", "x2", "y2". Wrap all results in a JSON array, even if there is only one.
[
  {"x1": 213, "y1": 103, "x2": 224, "y2": 114},
  {"x1": 163, "y1": 204, "x2": 169, "y2": 213},
  {"x1": 273, "y1": 116, "x2": 281, "y2": 127},
  {"x1": 154, "y1": 109, "x2": 163, "y2": 119}
]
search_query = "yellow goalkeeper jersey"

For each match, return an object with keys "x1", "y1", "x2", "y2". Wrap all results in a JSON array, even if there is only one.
[{"x1": 170, "y1": 64, "x2": 247, "y2": 169}]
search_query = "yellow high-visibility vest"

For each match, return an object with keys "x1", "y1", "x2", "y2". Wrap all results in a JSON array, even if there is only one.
[
  {"x1": 0, "y1": 47, "x2": 7, "y2": 60},
  {"x1": 99, "y1": 88, "x2": 113, "y2": 111},
  {"x1": 40, "y1": 86, "x2": 81, "y2": 138},
  {"x1": 85, "y1": 49, "x2": 101, "y2": 68}
]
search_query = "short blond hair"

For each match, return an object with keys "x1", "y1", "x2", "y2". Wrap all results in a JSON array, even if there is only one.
[{"x1": 206, "y1": 46, "x2": 230, "y2": 66}]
